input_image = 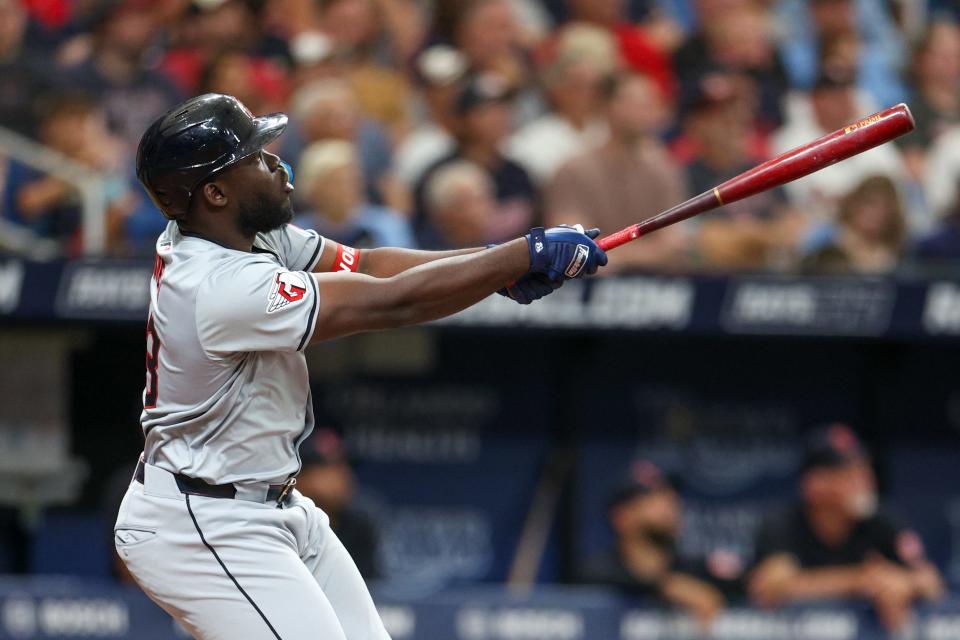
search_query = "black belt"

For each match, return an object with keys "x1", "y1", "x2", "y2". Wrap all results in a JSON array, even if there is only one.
[{"x1": 134, "y1": 458, "x2": 296, "y2": 506}]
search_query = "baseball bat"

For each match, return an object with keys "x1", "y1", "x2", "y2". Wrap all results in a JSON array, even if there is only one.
[{"x1": 596, "y1": 103, "x2": 916, "y2": 252}]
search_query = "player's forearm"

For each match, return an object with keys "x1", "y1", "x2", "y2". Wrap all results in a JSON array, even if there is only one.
[
  {"x1": 311, "y1": 239, "x2": 529, "y2": 341},
  {"x1": 359, "y1": 246, "x2": 485, "y2": 278},
  {"x1": 383, "y1": 239, "x2": 527, "y2": 325}
]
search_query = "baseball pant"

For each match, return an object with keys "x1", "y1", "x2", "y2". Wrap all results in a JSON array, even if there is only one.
[{"x1": 114, "y1": 461, "x2": 390, "y2": 640}]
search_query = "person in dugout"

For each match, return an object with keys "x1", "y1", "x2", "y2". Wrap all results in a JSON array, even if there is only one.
[
  {"x1": 749, "y1": 423, "x2": 944, "y2": 631},
  {"x1": 579, "y1": 459, "x2": 746, "y2": 627}
]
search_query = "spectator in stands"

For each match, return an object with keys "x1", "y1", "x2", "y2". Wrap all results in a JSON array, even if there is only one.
[
  {"x1": 749, "y1": 424, "x2": 943, "y2": 632},
  {"x1": 316, "y1": 0, "x2": 424, "y2": 63},
  {"x1": 564, "y1": 0, "x2": 676, "y2": 100},
  {"x1": 772, "y1": 68, "x2": 908, "y2": 227},
  {"x1": 414, "y1": 73, "x2": 539, "y2": 248},
  {"x1": 394, "y1": 45, "x2": 467, "y2": 187},
  {"x1": 62, "y1": 0, "x2": 181, "y2": 153},
  {"x1": 546, "y1": 72, "x2": 689, "y2": 271},
  {"x1": 801, "y1": 176, "x2": 906, "y2": 274},
  {"x1": 0, "y1": 0, "x2": 59, "y2": 136},
  {"x1": 775, "y1": 0, "x2": 906, "y2": 108},
  {"x1": 313, "y1": 0, "x2": 416, "y2": 140},
  {"x1": 296, "y1": 429, "x2": 380, "y2": 580},
  {"x1": 159, "y1": 0, "x2": 290, "y2": 96},
  {"x1": 3, "y1": 94, "x2": 147, "y2": 256},
  {"x1": 422, "y1": 160, "x2": 498, "y2": 248},
  {"x1": 673, "y1": 0, "x2": 788, "y2": 132},
  {"x1": 900, "y1": 21, "x2": 960, "y2": 182},
  {"x1": 286, "y1": 78, "x2": 405, "y2": 212},
  {"x1": 293, "y1": 140, "x2": 414, "y2": 248},
  {"x1": 683, "y1": 74, "x2": 803, "y2": 270},
  {"x1": 507, "y1": 25, "x2": 611, "y2": 185},
  {"x1": 915, "y1": 193, "x2": 960, "y2": 263},
  {"x1": 426, "y1": 0, "x2": 540, "y2": 125},
  {"x1": 198, "y1": 50, "x2": 286, "y2": 116},
  {"x1": 924, "y1": 120, "x2": 960, "y2": 219},
  {"x1": 580, "y1": 459, "x2": 739, "y2": 628}
]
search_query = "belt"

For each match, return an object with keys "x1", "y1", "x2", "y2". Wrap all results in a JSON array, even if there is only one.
[{"x1": 134, "y1": 458, "x2": 296, "y2": 507}]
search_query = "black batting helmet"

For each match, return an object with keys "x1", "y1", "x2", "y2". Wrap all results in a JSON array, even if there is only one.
[{"x1": 136, "y1": 94, "x2": 288, "y2": 220}]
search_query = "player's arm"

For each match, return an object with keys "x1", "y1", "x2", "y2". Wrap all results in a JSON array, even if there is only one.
[
  {"x1": 309, "y1": 227, "x2": 607, "y2": 342},
  {"x1": 311, "y1": 240, "x2": 484, "y2": 278},
  {"x1": 314, "y1": 227, "x2": 602, "y2": 305},
  {"x1": 309, "y1": 240, "x2": 527, "y2": 342}
]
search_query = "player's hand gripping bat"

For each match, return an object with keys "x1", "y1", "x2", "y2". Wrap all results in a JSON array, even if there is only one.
[{"x1": 596, "y1": 103, "x2": 916, "y2": 252}]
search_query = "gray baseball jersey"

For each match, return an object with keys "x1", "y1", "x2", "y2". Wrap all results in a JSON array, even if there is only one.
[{"x1": 141, "y1": 221, "x2": 324, "y2": 489}]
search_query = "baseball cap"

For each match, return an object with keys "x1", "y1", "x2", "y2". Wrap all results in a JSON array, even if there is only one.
[
  {"x1": 608, "y1": 459, "x2": 678, "y2": 509},
  {"x1": 299, "y1": 428, "x2": 347, "y2": 467},
  {"x1": 290, "y1": 31, "x2": 336, "y2": 67},
  {"x1": 680, "y1": 72, "x2": 739, "y2": 116},
  {"x1": 454, "y1": 73, "x2": 514, "y2": 115},
  {"x1": 801, "y1": 423, "x2": 868, "y2": 473},
  {"x1": 414, "y1": 45, "x2": 468, "y2": 88}
]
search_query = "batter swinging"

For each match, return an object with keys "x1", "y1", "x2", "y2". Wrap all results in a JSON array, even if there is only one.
[{"x1": 114, "y1": 93, "x2": 607, "y2": 639}]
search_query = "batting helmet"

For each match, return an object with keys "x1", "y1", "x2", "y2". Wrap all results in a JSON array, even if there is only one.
[{"x1": 136, "y1": 94, "x2": 288, "y2": 220}]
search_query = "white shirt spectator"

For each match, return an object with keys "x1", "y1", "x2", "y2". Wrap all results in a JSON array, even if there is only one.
[
  {"x1": 393, "y1": 124, "x2": 454, "y2": 187},
  {"x1": 506, "y1": 115, "x2": 607, "y2": 185},
  {"x1": 924, "y1": 126, "x2": 960, "y2": 219}
]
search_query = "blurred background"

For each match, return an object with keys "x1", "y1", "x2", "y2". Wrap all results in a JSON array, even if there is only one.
[{"x1": 2, "y1": 0, "x2": 960, "y2": 638}]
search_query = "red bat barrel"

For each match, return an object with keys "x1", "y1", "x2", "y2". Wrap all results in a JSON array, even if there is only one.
[{"x1": 597, "y1": 103, "x2": 916, "y2": 252}]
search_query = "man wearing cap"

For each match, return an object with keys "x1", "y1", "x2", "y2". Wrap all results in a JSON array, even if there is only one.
[
  {"x1": 749, "y1": 424, "x2": 943, "y2": 631},
  {"x1": 413, "y1": 72, "x2": 539, "y2": 249},
  {"x1": 580, "y1": 459, "x2": 737, "y2": 627},
  {"x1": 394, "y1": 45, "x2": 466, "y2": 187},
  {"x1": 296, "y1": 429, "x2": 380, "y2": 580},
  {"x1": 116, "y1": 93, "x2": 607, "y2": 640}
]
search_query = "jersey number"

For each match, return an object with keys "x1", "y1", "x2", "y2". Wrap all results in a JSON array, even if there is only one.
[
  {"x1": 145, "y1": 255, "x2": 165, "y2": 409},
  {"x1": 144, "y1": 314, "x2": 160, "y2": 408}
]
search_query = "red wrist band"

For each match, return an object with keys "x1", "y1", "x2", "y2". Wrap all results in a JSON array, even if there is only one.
[{"x1": 333, "y1": 244, "x2": 360, "y2": 272}]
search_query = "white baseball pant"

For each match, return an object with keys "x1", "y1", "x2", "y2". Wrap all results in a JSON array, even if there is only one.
[{"x1": 114, "y1": 461, "x2": 391, "y2": 640}]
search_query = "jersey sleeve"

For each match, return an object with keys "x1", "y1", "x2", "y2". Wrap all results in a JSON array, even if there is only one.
[
  {"x1": 255, "y1": 224, "x2": 325, "y2": 272},
  {"x1": 195, "y1": 259, "x2": 319, "y2": 354}
]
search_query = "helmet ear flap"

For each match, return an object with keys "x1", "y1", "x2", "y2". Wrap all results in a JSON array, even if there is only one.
[
  {"x1": 149, "y1": 187, "x2": 186, "y2": 221},
  {"x1": 153, "y1": 188, "x2": 174, "y2": 208}
]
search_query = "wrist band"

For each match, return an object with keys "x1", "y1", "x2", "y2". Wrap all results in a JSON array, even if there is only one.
[{"x1": 333, "y1": 244, "x2": 360, "y2": 272}]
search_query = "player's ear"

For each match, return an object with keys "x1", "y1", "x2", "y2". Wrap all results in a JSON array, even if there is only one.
[{"x1": 199, "y1": 181, "x2": 228, "y2": 209}]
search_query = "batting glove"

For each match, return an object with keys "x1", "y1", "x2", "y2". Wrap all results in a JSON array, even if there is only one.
[
  {"x1": 526, "y1": 225, "x2": 608, "y2": 282},
  {"x1": 496, "y1": 272, "x2": 564, "y2": 305}
]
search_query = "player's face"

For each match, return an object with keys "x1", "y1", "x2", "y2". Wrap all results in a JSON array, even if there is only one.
[{"x1": 230, "y1": 150, "x2": 295, "y2": 236}]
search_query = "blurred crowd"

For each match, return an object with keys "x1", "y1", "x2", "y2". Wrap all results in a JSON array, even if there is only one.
[{"x1": 3, "y1": 0, "x2": 960, "y2": 274}]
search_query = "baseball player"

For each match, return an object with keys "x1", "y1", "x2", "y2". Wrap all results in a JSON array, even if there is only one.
[{"x1": 114, "y1": 93, "x2": 607, "y2": 640}]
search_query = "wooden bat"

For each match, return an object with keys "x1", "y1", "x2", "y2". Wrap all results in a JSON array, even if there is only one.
[{"x1": 597, "y1": 103, "x2": 916, "y2": 252}]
